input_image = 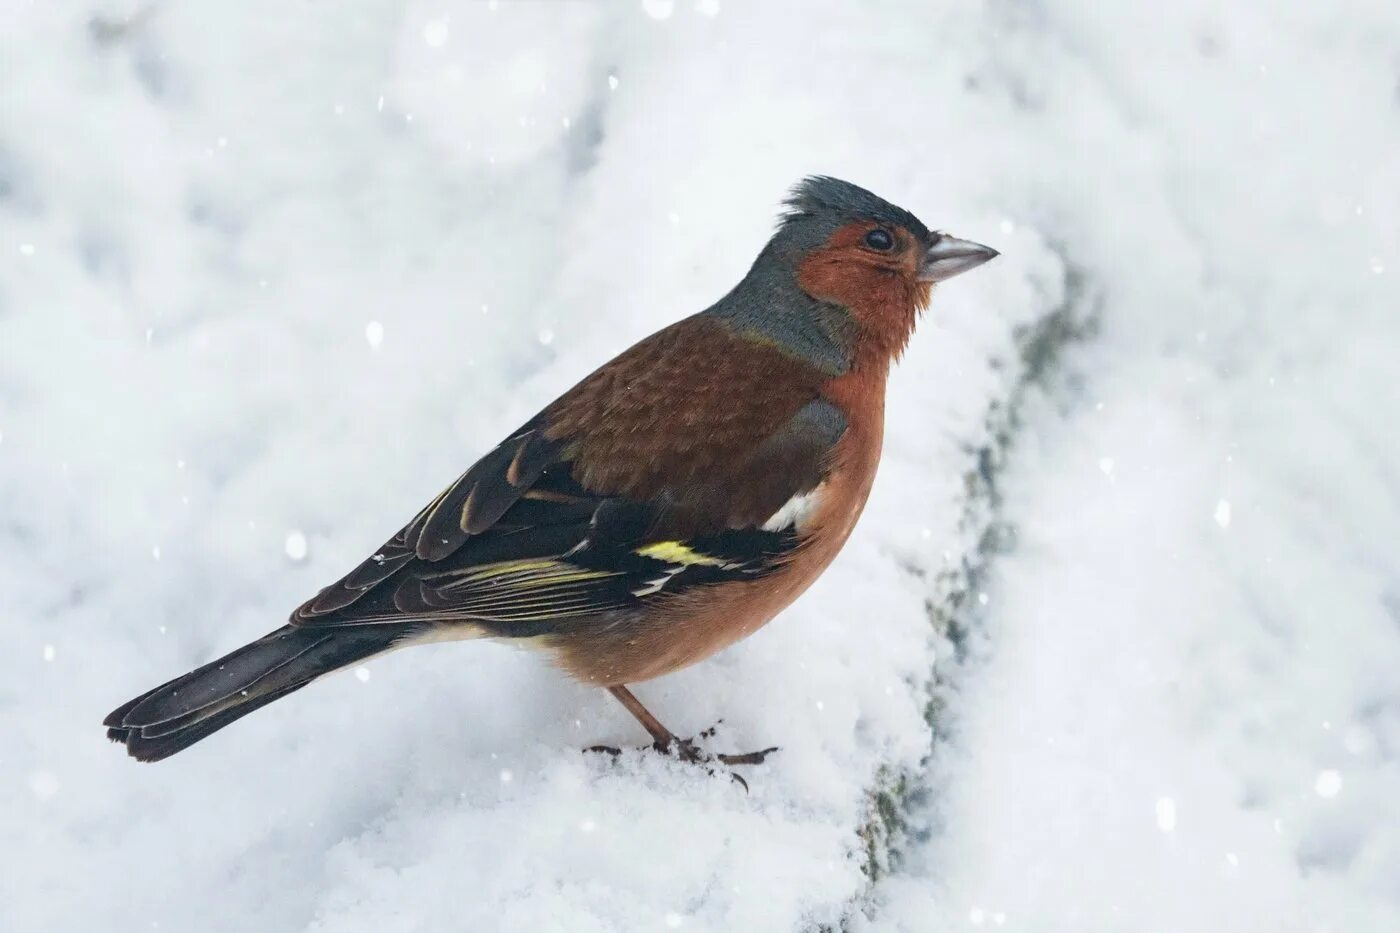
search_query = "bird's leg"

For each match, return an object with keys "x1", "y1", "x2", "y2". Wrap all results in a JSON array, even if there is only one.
[
  {"x1": 590, "y1": 684, "x2": 779, "y2": 768},
  {"x1": 607, "y1": 684, "x2": 681, "y2": 750}
]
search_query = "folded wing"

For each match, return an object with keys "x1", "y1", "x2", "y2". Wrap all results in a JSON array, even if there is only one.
[{"x1": 290, "y1": 315, "x2": 845, "y2": 636}]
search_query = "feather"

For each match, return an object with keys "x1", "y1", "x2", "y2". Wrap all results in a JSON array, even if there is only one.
[{"x1": 288, "y1": 316, "x2": 844, "y2": 637}]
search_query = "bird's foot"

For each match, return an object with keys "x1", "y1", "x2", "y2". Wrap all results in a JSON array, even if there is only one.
[
  {"x1": 583, "y1": 738, "x2": 778, "y2": 766},
  {"x1": 661, "y1": 723, "x2": 780, "y2": 767},
  {"x1": 584, "y1": 724, "x2": 779, "y2": 790}
]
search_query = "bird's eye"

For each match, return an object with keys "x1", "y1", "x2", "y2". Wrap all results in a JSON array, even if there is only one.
[{"x1": 864, "y1": 229, "x2": 894, "y2": 251}]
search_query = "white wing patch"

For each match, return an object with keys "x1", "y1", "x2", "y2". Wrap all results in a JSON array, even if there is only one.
[
  {"x1": 631, "y1": 566, "x2": 686, "y2": 597},
  {"x1": 762, "y1": 485, "x2": 825, "y2": 533},
  {"x1": 628, "y1": 541, "x2": 746, "y2": 597},
  {"x1": 624, "y1": 490, "x2": 825, "y2": 598}
]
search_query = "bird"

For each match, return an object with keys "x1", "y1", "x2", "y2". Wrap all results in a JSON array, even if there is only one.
[{"x1": 104, "y1": 176, "x2": 998, "y2": 768}]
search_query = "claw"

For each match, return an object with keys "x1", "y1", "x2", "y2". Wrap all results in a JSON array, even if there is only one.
[
  {"x1": 582, "y1": 733, "x2": 778, "y2": 791},
  {"x1": 584, "y1": 744, "x2": 622, "y2": 757},
  {"x1": 716, "y1": 746, "x2": 779, "y2": 766}
]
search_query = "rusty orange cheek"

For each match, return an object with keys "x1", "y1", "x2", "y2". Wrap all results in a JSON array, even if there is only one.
[
  {"x1": 795, "y1": 248, "x2": 907, "y2": 315},
  {"x1": 795, "y1": 222, "x2": 929, "y2": 361}
]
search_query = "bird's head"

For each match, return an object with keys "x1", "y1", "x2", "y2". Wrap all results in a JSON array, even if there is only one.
[{"x1": 714, "y1": 176, "x2": 998, "y2": 372}]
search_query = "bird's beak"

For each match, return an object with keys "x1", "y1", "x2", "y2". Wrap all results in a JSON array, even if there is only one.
[{"x1": 919, "y1": 235, "x2": 1000, "y2": 283}]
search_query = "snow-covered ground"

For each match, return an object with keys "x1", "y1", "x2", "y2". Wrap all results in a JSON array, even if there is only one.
[
  {"x1": 872, "y1": 3, "x2": 1400, "y2": 931},
  {"x1": 3, "y1": 2, "x2": 1396, "y2": 931}
]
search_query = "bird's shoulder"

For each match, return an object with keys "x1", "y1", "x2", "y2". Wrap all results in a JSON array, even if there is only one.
[{"x1": 544, "y1": 313, "x2": 837, "y2": 508}]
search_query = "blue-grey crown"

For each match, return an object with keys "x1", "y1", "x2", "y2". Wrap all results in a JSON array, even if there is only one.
[{"x1": 781, "y1": 176, "x2": 930, "y2": 242}]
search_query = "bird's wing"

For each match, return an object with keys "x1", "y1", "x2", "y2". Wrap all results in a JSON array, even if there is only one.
[{"x1": 290, "y1": 315, "x2": 845, "y2": 631}]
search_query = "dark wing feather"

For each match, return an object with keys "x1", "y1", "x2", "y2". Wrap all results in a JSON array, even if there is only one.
[
  {"x1": 291, "y1": 316, "x2": 844, "y2": 633},
  {"x1": 301, "y1": 505, "x2": 425, "y2": 615},
  {"x1": 299, "y1": 419, "x2": 561, "y2": 617},
  {"x1": 300, "y1": 508, "x2": 799, "y2": 632},
  {"x1": 416, "y1": 423, "x2": 565, "y2": 559}
]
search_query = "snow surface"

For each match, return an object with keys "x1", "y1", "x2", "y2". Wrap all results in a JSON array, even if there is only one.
[
  {"x1": 869, "y1": 2, "x2": 1400, "y2": 931},
  {"x1": 2, "y1": 2, "x2": 1396, "y2": 931}
]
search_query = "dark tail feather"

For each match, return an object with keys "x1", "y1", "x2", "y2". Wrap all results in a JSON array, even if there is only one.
[{"x1": 104, "y1": 623, "x2": 407, "y2": 762}]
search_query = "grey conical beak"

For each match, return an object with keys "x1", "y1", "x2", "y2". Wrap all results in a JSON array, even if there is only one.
[{"x1": 919, "y1": 235, "x2": 999, "y2": 283}]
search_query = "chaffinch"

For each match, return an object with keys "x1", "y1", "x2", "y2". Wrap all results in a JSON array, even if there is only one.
[{"x1": 105, "y1": 177, "x2": 998, "y2": 770}]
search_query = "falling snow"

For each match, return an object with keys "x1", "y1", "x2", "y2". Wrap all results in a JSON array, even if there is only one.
[
  {"x1": 364, "y1": 321, "x2": 384, "y2": 350},
  {"x1": 642, "y1": 0, "x2": 675, "y2": 21},
  {"x1": 1314, "y1": 769, "x2": 1343, "y2": 798},
  {"x1": 3, "y1": 3, "x2": 1397, "y2": 933},
  {"x1": 284, "y1": 530, "x2": 309, "y2": 562},
  {"x1": 1155, "y1": 796, "x2": 1178, "y2": 833},
  {"x1": 421, "y1": 19, "x2": 449, "y2": 48}
]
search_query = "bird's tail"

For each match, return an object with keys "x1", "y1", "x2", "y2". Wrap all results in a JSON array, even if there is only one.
[{"x1": 103, "y1": 623, "x2": 408, "y2": 762}]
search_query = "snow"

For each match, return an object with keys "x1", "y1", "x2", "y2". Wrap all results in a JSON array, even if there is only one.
[
  {"x1": 869, "y1": 1, "x2": 1400, "y2": 931},
  {"x1": 2, "y1": 1, "x2": 1396, "y2": 931}
]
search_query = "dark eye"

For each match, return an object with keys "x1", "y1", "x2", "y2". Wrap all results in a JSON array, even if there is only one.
[{"x1": 864, "y1": 228, "x2": 894, "y2": 251}]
